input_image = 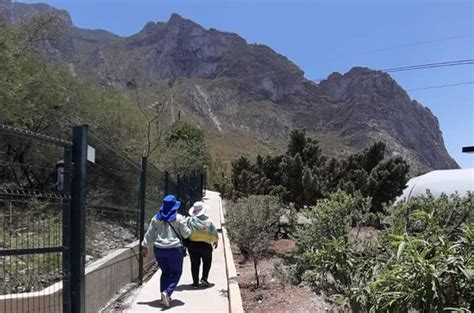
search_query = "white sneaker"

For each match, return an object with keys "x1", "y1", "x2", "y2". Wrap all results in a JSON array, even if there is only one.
[{"x1": 161, "y1": 291, "x2": 171, "y2": 308}]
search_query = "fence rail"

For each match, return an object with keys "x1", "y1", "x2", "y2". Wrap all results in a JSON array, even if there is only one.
[
  {"x1": 0, "y1": 123, "x2": 204, "y2": 313},
  {"x1": 0, "y1": 124, "x2": 72, "y2": 147},
  {"x1": 0, "y1": 124, "x2": 71, "y2": 313}
]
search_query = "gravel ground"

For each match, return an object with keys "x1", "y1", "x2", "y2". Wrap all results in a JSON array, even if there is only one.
[
  {"x1": 86, "y1": 220, "x2": 137, "y2": 263},
  {"x1": 233, "y1": 239, "x2": 338, "y2": 313},
  {"x1": 1, "y1": 219, "x2": 137, "y2": 294}
]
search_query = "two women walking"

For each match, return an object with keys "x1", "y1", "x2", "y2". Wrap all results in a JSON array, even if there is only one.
[{"x1": 140, "y1": 195, "x2": 218, "y2": 308}]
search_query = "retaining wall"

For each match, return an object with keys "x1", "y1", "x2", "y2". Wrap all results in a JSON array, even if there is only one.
[{"x1": 0, "y1": 241, "x2": 155, "y2": 313}]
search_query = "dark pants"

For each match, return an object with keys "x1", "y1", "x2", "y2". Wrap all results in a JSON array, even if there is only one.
[
  {"x1": 154, "y1": 246, "x2": 184, "y2": 296},
  {"x1": 187, "y1": 241, "x2": 213, "y2": 285}
]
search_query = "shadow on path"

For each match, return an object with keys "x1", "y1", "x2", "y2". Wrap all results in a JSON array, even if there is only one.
[
  {"x1": 137, "y1": 299, "x2": 185, "y2": 310},
  {"x1": 175, "y1": 283, "x2": 215, "y2": 291}
]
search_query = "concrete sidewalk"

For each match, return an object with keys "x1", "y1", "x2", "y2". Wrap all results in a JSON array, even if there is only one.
[{"x1": 126, "y1": 191, "x2": 229, "y2": 312}]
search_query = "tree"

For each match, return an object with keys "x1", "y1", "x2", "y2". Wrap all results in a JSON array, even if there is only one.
[
  {"x1": 166, "y1": 120, "x2": 206, "y2": 144},
  {"x1": 287, "y1": 129, "x2": 307, "y2": 157},
  {"x1": 327, "y1": 142, "x2": 410, "y2": 213},
  {"x1": 207, "y1": 157, "x2": 231, "y2": 197},
  {"x1": 0, "y1": 17, "x2": 148, "y2": 195},
  {"x1": 161, "y1": 120, "x2": 210, "y2": 175},
  {"x1": 230, "y1": 130, "x2": 409, "y2": 212},
  {"x1": 226, "y1": 195, "x2": 283, "y2": 287},
  {"x1": 366, "y1": 156, "x2": 410, "y2": 211},
  {"x1": 279, "y1": 153, "x2": 305, "y2": 207}
]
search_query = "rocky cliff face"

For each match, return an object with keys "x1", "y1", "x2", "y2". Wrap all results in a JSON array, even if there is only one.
[
  {"x1": 0, "y1": 3, "x2": 459, "y2": 173},
  {"x1": 315, "y1": 68, "x2": 456, "y2": 170},
  {"x1": 0, "y1": 0, "x2": 72, "y2": 25},
  {"x1": 71, "y1": 13, "x2": 305, "y2": 100},
  {"x1": 0, "y1": 0, "x2": 76, "y2": 62}
]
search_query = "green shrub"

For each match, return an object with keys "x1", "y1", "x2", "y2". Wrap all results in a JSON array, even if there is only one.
[
  {"x1": 226, "y1": 195, "x2": 283, "y2": 287},
  {"x1": 290, "y1": 192, "x2": 473, "y2": 312},
  {"x1": 354, "y1": 225, "x2": 473, "y2": 312},
  {"x1": 290, "y1": 191, "x2": 373, "y2": 301},
  {"x1": 292, "y1": 190, "x2": 372, "y2": 254}
]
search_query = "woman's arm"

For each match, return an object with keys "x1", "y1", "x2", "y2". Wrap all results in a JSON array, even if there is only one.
[
  {"x1": 210, "y1": 221, "x2": 219, "y2": 247},
  {"x1": 141, "y1": 218, "x2": 157, "y2": 246},
  {"x1": 178, "y1": 215, "x2": 192, "y2": 239}
]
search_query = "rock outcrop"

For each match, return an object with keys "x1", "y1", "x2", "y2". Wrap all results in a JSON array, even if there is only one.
[{"x1": 0, "y1": 5, "x2": 459, "y2": 172}]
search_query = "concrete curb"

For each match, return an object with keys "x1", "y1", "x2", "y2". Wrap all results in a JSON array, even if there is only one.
[
  {"x1": 216, "y1": 193, "x2": 244, "y2": 313},
  {"x1": 0, "y1": 241, "x2": 155, "y2": 313}
]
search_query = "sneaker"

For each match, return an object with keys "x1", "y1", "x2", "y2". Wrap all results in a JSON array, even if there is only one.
[
  {"x1": 192, "y1": 283, "x2": 200, "y2": 289},
  {"x1": 161, "y1": 291, "x2": 171, "y2": 308},
  {"x1": 200, "y1": 278, "x2": 212, "y2": 287}
]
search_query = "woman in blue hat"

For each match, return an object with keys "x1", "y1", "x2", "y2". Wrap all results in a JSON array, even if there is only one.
[{"x1": 141, "y1": 195, "x2": 191, "y2": 308}]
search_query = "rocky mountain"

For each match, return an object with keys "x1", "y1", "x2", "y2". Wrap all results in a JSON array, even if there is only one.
[{"x1": 0, "y1": 0, "x2": 459, "y2": 173}]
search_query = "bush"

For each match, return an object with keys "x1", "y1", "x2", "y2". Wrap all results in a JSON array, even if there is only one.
[
  {"x1": 289, "y1": 191, "x2": 474, "y2": 312},
  {"x1": 226, "y1": 195, "x2": 283, "y2": 287},
  {"x1": 290, "y1": 191, "x2": 373, "y2": 297},
  {"x1": 355, "y1": 192, "x2": 474, "y2": 312},
  {"x1": 353, "y1": 225, "x2": 473, "y2": 312}
]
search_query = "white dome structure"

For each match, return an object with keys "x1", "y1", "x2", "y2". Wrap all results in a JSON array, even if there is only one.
[{"x1": 396, "y1": 168, "x2": 474, "y2": 202}]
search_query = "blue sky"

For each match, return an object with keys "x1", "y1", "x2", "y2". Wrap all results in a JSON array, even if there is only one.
[{"x1": 19, "y1": 0, "x2": 474, "y2": 168}]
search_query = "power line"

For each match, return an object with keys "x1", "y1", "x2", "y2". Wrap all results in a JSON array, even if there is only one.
[
  {"x1": 383, "y1": 59, "x2": 474, "y2": 71},
  {"x1": 359, "y1": 34, "x2": 473, "y2": 54},
  {"x1": 88, "y1": 131, "x2": 142, "y2": 172},
  {"x1": 311, "y1": 59, "x2": 474, "y2": 82},
  {"x1": 383, "y1": 59, "x2": 474, "y2": 73},
  {"x1": 407, "y1": 81, "x2": 474, "y2": 92},
  {"x1": 63, "y1": 116, "x2": 142, "y2": 172}
]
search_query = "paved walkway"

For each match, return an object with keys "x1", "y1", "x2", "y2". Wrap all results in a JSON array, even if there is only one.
[{"x1": 126, "y1": 191, "x2": 229, "y2": 312}]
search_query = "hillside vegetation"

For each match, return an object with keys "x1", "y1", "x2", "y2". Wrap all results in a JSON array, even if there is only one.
[{"x1": 226, "y1": 132, "x2": 473, "y2": 312}]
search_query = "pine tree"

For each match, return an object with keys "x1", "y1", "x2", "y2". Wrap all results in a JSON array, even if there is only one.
[
  {"x1": 287, "y1": 129, "x2": 306, "y2": 157},
  {"x1": 367, "y1": 156, "x2": 410, "y2": 211}
]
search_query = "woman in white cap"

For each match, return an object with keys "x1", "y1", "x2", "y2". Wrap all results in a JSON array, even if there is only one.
[{"x1": 187, "y1": 201, "x2": 219, "y2": 288}]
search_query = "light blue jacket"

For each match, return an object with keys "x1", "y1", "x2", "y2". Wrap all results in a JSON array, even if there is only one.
[{"x1": 142, "y1": 213, "x2": 191, "y2": 249}]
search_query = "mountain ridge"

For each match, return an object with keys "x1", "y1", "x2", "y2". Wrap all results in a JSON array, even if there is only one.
[{"x1": 0, "y1": 2, "x2": 459, "y2": 173}]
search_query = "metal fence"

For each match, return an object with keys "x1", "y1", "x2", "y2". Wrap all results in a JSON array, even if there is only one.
[
  {"x1": 0, "y1": 124, "x2": 204, "y2": 313},
  {"x1": 0, "y1": 124, "x2": 73, "y2": 313},
  {"x1": 166, "y1": 173, "x2": 204, "y2": 216},
  {"x1": 81, "y1": 131, "x2": 143, "y2": 313}
]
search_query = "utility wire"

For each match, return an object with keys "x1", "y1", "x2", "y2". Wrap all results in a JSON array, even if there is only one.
[
  {"x1": 383, "y1": 59, "x2": 474, "y2": 72},
  {"x1": 63, "y1": 116, "x2": 142, "y2": 172},
  {"x1": 311, "y1": 59, "x2": 474, "y2": 82},
  {"x1": 359, "y1": 34, "x2": 473, "y2": 54},
  {"x1": 219, "y1": 34, "x2": 474, "y2": 82},
  {"x1": 0, "y1": 160, "x2": 57, "y2": 171},
  {"x1": 88, "y1": 131, "x2": 142, "y2": 172},
  {"x1": 407, "y1": 81, "x2": 474, "y2": 92}
]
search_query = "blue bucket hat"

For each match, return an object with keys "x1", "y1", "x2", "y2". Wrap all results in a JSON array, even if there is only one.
[{"x1": 156, "y1": 195, "x2": 181, "y2": 222}]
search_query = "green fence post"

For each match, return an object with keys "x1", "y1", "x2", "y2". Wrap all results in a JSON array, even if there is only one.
[
  {"x1": 70, "y1": 125, "x2": 88, "y2": 313},
  {"x1": 62, "y1": 145, "x2": 72, "y2": 313},
  {"x1": 200, "y1": 173, "x2": 204, "y2": 200},
  {"x1": 138, "y1": 156, "x2": 147, "y2": 285}
]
